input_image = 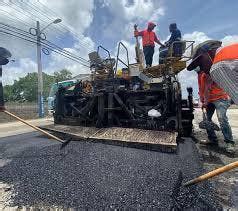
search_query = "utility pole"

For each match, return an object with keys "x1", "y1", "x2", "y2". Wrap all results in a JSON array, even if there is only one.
[
  {"x1": 30, "y1": 19, "x2": 61, "y2": 118},
  {"x1": 36, "y1": 21, "x2": 44, "y2": 118}
]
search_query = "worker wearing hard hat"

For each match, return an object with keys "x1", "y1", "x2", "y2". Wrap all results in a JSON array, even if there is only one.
[
  {"x1": 134, "y1": 22, "x2": 165, "y2": 68},
  {"x1": 187, "y1": 40, "x2": 235, "y2": 153}
]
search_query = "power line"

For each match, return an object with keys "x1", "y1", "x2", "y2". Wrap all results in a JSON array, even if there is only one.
[
  {"x1": 43, "y1": 40, "x2": 89, "y2": 63},
  {"x1": 16, "y1": 1, "x2": 65, "y2": 35},
  {"x1": 1, "y1": 1, "x2": 94, "y2": 53},
  {"x1": 0, "y1": 1, "x2": 35, "y2": 22},
  {"x1": 0, "y1": 1, "x2": 64, "y2": 44},
  {"x1": 0, "y1": 22, "x2": 30, "y2": 36},
  {"x1": 34, "y1": 1, "x2": 94, "y2": 46},
  {"x1": 3, "y1": 1, "x2": 64, "y2": 42},
  {"x1": 0, "y1": 22, "x2": 90, "y2": 64},
  {"x1": 30, "y1": 1, "x2": 95, "y2": 49},
  {"x1": 16, "y1": 1, "x2": 93, "y2": 50},
  {"x1": 0, "y1": 7, "x2": 33, "y2": 29},
  {"x1": 0, "y1": 27, "x2": 90, "y2": 67}
]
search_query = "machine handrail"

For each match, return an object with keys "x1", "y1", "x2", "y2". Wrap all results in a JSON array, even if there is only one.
[
  {"x1": 97, "y1": 45, "x2": 114, "y2": 78},
  {"x1": 168, "y1": 40, "x2": 195, "y2": 61},
  {"x1": 115, "y1": 42, "x2": 130, "y2": 76},
  {"x1": 97, "y1": 45, "x2": 111, "y2": 59}
]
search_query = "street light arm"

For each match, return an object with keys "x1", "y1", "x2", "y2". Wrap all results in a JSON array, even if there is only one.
[
  {"x1": 40, "y1": 22, "x2": 54, "y2": 33},
  {"x1": 40, "y1": 18, "x2": 62, "y2": 32}
]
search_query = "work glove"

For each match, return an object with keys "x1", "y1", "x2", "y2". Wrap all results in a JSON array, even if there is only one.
[{"x1": 134, "y1": 30, "x2": 139, "y2": 37}]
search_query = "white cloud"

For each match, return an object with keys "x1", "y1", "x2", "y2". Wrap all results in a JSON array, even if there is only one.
[
  {"x1": 122, "y1": 0, "x2": 165, "y2": 21},
  {"x1": 113, "y1": 40, "x2": 137, "y2": 65},
  {"x1": 40, "y1": 0, "x2": 94, "y2": 34},
  {"x1": 102, "y1": 0, "x2": 165, "y2": 40},
  {"x1": 3, "y1": 49, "x2": 90, "y2": 86},
  {"x1": 1, "y1": 0, "x2": 237, "y2": 102},
  {"x1": 0, "y1": 0, "x2": 95, "y2": 55},
  {"x1": 3, "y1": 58, "x2": 37, "y2": 85},
  {"x1": 183, "y1": 31, "x2": 211, "y2": 45},
  {"x1": 1, "y1": 0, "x2": 95, "y2": 85},
  {"x1": 221, "y1": 35, "x2": 238, "y2": 46},
  {"x1": 46, "y1": 48, "x2": 90, "y2": 76}
]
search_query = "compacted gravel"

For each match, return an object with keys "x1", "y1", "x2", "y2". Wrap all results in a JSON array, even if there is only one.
[{"x1": 0, "y1": 132, "x2": 222, "y2": 209}]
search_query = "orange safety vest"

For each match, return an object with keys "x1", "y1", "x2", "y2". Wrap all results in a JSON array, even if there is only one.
[
  {"x1": 140, "y1": 30, "x2": 158, "y2": 47},
  {"x1": 213, "y1": 43, "x2": 238, "y2": 64},
  {"x1": 198, "y1": 72, "x2": 228, "y2": 104}
]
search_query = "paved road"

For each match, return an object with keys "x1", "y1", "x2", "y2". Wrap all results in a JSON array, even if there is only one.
[
  {"x1": 0, "y1": 108, "x2": 237, "y2": 209},
  {"x1": 0, "y1": 132, "x2": 220, "y2": 209},
  {"x1": 0, "y1": 118, "x2": 53, "y2": 138}
]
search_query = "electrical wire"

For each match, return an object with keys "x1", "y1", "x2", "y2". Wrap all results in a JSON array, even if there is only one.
[
  {"x1": 30, "y1": 1, "x2": 95, "y2": 49},
  {"x1": 0, "y1": 23, "x2": 90, "y2": 65},
  {"x1": 16, "y1": 1, "x2": 93, "y2": 50},
  {"x1": 1, "y1": 1, "x2": 64, "y2": 43},
  {"x1": 1, "y1": 1, "x2": 94, "y2": 52},
  {"x1": 43, "y1": 40, "x2": 89, "y2": 63},
  {"x1": 0, "y1": 7, "x2": 33, "y2": 29},
  {"x1": 0, "y1": 22, "x2": 31, "y2": 36},
  {"x1": 0, "y1": 28, "x2": 90, "y2": 67}
]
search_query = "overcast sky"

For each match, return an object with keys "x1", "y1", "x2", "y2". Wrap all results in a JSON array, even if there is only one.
[{"x1": 1, "y1": 0, "x2": 238, "y2": 97}]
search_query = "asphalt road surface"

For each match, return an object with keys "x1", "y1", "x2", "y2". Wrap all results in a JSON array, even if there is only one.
[{"x1": 0, "y1": 132, "x2": 221, "y2": 209}]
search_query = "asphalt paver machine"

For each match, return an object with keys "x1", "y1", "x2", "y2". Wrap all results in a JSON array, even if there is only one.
[{"x1": 52, "y1": 38, "x2": 195, "y2": 150}]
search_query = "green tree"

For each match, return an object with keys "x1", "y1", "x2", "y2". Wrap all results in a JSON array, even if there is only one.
[
  {"x1": 3, "y1": 69, "x2": 73, "y2": 102},
  {"x1": 53, "y1": 69, "x2": 72, "y2": 82}
]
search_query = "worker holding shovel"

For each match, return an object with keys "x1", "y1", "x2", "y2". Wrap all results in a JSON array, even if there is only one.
[{"x1": 187, "y1": 40, "x2": 235, "y2": 153}]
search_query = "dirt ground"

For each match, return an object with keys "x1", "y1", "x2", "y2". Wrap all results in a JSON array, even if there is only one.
[{"x1": 193, "y1": 108, "x2": 238, "y2": 208}]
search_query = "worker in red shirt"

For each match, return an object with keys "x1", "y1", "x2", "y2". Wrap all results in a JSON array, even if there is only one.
[
  {"x1": 134, "y1": 22, "x2": 164, "y2": 68},
  {"x1": 187, "y1": 40, "x2": 234, "y2": 153}
]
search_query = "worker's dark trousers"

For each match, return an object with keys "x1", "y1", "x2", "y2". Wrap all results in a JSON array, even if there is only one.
[
  {"x1": 206, "y1": 99, "x2": 233, "y2": 143},
  {"x1": 143, "y1": 46, "x2": 154, "y2": 67}
]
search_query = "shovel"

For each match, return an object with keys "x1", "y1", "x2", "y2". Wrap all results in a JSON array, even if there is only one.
[
  {"x1": 199, "y1": 108, "x2": 220, "y2": 131},
  {"x1": 171, "y1": 161, "x2": 238, "y2": 208},
  {"x1": 184, "y1": 160, "x2": 238, "y2": 186}
]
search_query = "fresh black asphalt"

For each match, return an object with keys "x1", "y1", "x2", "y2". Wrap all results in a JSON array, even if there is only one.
[{"x1": 0, "y1": 132, "x2": 222, "y2": 209}]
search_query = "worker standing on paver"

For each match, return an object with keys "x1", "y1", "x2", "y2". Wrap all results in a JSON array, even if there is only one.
[
  {"x1": 187, "y1": 40, "x2": 235, "y2": 153},
  {"x1": 134, "y1": 22, "x2": 164, "y2": 68},
  {"x1": 159, "y1": 23, "x2": 182, "y2": 63},
  {"x1": 210, "y1": 43, "x2": 238, "y2": 104}
]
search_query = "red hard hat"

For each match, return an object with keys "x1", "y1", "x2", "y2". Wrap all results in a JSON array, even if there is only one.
[{"x1": 148, "y1": 22, "x2": 156, "y2": 28}]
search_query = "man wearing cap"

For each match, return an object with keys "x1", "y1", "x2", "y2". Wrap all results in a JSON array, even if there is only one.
[
  {"x1": 134, "y1": 22, "x2": 164, "y2": 68},
  {"x1": 159, "y1": 23, "x2": 182, "y2": 64},
  {"x1": 187, "y1": 40, "x2": 235, "y2": 153}
]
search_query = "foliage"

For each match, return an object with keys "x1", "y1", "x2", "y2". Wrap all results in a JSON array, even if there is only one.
[
  {"x1": 53, "y1": 69, "x2": 72, "y2": 82},
  {"x1": 3, "y1": 69, "x2": 72, "y2": 102}
]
